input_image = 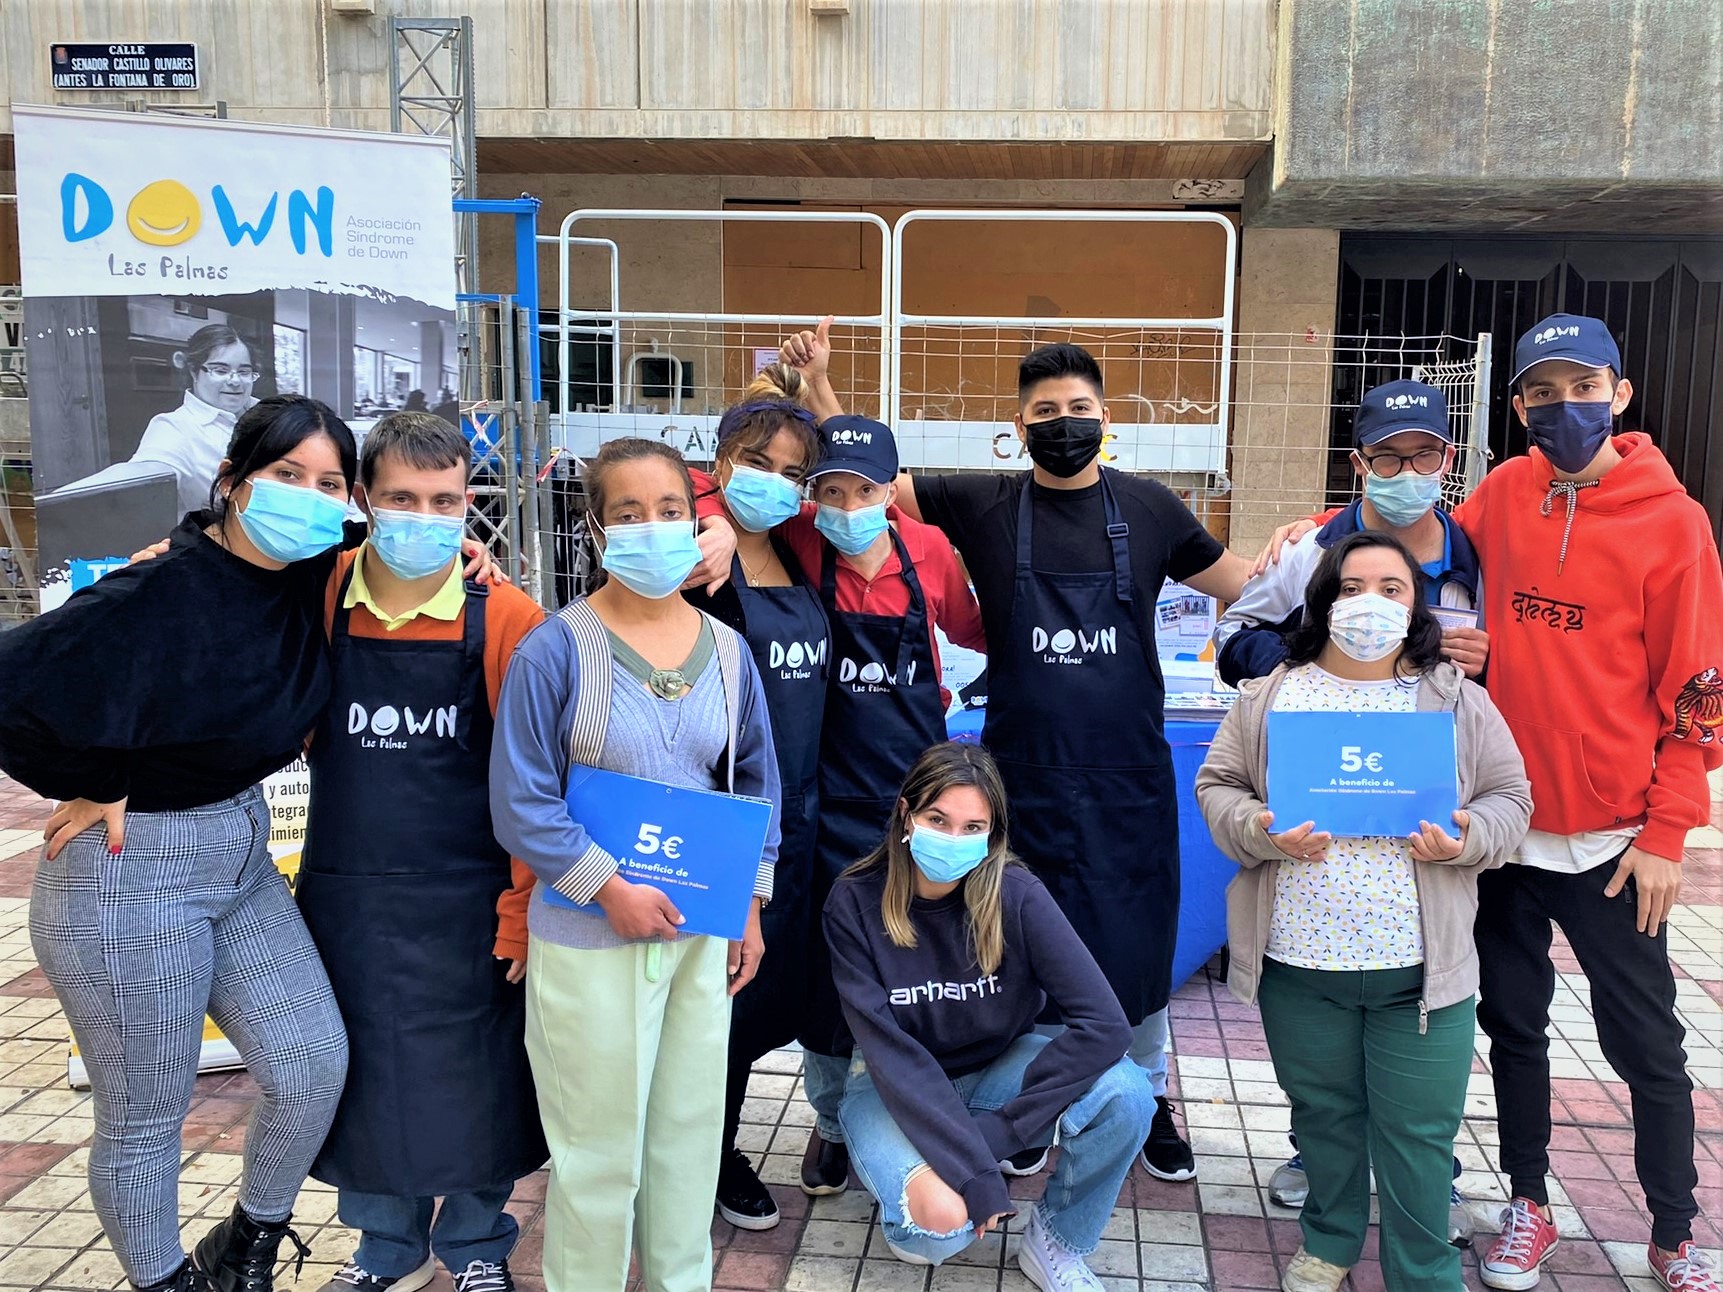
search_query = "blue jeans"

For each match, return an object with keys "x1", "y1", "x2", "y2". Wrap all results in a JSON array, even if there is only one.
[
  {"x1": 802, "y1": 1048, "x2": 850, "y2": 1143},
  {"x1": 839, "y1": 1034, "x2": 1155, "y2": 1265},
  {"x1": 1036, "y1": 1005, "x2": 1170, "y2": 1098},
  {"x1": 339, "y1": 1186, "x2": 517, "y2": 1278}
]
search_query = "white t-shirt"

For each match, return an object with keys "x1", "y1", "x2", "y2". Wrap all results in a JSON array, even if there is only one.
[
  {"x1": 1265, "y1": 664, "x2": 1426, "y2": 972},
  {"x1": 1514, "y1": 825, "x2": 1641, "y2": 874}
]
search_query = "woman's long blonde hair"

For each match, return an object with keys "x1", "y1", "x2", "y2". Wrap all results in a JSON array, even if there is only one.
[{"x1": 843, "y1": 742, "x2": 1018, "y2": 975}]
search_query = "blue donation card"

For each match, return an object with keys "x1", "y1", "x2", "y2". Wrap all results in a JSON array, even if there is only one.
[
  {"x1": 539, "y1": 767, "x2": 773, "y2": 940},
  {"x1": 1266, "y1": 711, "x2": 1460, "y2": 839}
]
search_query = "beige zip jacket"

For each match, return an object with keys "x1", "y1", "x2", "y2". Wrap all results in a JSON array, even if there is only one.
[{"x1": 1195, "y1": 660, "x2": 1532, "y2": 1016}]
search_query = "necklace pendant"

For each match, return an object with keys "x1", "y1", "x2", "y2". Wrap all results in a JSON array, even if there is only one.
[{"x1": 649, "y1": 668, "x2": 687, "y2": 701}]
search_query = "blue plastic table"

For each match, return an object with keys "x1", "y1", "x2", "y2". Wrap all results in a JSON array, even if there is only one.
[{"x1": 945, "y1": 708, "x2": 1231, "y2": 993}]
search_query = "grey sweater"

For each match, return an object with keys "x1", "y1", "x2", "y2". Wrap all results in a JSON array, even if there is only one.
[
  {"x1": 1195, "y1": 661, "x2": 1532, "y2": 1012},
  {"x1": 490, "y1": 598, "x2": 782, "y2": 951}
]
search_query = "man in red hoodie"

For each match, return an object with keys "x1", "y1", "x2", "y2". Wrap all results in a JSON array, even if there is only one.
[{"x1": 1458, "y1": 315, "x2": 1723, "y2": 1291}]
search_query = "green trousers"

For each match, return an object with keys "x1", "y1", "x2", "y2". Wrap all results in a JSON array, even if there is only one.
[
  {"x1": 1257, "y1": 959, "x2": 1474, "y2": 1291},
  {"x1": 524, "y1": 934, "x2": 732, "y2": 1292}
]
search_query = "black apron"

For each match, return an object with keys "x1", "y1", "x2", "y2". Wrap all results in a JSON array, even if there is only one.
[
  {"x1": 983, "y1": 472, "x2": 1178, "y2": 1023},
  {"x1": 727, "y1": 546, "x2": 830, "y2": 1060},
  {"x1": 298, "y1": 573, "x2": 546, "y2": 1194},
  {"x1": 799, "y1": 530, "x2": 949, "y2": 1055}
]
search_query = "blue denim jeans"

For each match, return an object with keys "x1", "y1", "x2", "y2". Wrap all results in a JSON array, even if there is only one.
[
  {"x1": 802, "y1": 1048, "x2": 850, "y2": 1143},
  {"x1": 839, "y1": 1034, "x2": 1155, "y2": 1265},
  {"x1": 1037, "y1": 1006, "x2": 1170, "y2": 1099},
  {"x1": 339, "y1": 1186, "x2": 517, "y2": 1278}
]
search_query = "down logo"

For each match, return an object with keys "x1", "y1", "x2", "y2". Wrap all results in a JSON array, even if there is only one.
[
  {"x1": 1031, "y1": 623, "x2": 1118, "y2": 665},
  {"x1": 348, "y1": 701, "x2": 457, "y2": 751}
]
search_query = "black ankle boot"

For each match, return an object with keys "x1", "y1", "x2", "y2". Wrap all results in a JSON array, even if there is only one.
[
  {"x1": 135, "y1": 1259, "x2": 214, "y2": 1292},
  {"x1": 193, "y1": 1203, "x2": 311, "y2": 1292}
]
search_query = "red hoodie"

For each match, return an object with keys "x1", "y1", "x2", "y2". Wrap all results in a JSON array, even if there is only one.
[{"x1": 1452, "y1": 433, "x2": 1723, "y2": 860}]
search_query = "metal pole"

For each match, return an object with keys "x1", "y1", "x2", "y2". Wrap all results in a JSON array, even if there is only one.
[
  {"x1": 497, "y1": 298, "x2": 522, "y2": 585},
  {"x1": 1468, "y1": 331, "x2": 1494, "y2": 496},
  {"x1": 514, "y1": 305, "x2": 547, "y2": 606}
]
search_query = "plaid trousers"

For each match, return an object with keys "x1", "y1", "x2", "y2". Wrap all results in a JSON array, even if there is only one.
[{"x1": 30, "y1": 786, "x2": 349, "y2": 1287}]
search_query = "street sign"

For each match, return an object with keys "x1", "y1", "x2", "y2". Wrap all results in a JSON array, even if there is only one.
[{"x1": 50, "y1": 43, "x2": 199, "y2": 91}]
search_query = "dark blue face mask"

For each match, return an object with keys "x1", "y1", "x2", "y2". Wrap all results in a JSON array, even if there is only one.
[{"x1": 1525, "y1": 400, "x2": 1614, "y2": 475}]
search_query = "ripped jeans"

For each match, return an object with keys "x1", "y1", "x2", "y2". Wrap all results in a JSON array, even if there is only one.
[{"x1": 839, "y1": 1033, "x2": 1154, "y2": 1265}]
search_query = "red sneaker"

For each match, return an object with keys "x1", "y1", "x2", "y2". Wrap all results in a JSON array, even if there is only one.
[
  {"x1": 1650, "y1": 1241, "x2": 1722, "y2": 1291},
  {"x1": 1480, "y1": 1198, "x2": 1559, "y2": 1290}
]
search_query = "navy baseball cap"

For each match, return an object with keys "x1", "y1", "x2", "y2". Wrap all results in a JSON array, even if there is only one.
[
  {"x1": 809, "y1": 415, "x2": 898, "y2": 484},
  {"x1": 1511, "y1": 313, "x2": 1622, "y2": 384},
  {"x1": 1354, "y1": 379, "x2": 1451, "y2": 448}
]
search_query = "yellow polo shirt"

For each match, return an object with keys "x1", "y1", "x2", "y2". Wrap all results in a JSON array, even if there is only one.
[{"x1": 342, "y1": 546, "x2": 465, "y2": 632}]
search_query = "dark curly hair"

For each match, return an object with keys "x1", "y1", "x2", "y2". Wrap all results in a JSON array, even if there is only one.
[{"x1": 1283, "y1": 530, "x2": 1446, "y2": 680}]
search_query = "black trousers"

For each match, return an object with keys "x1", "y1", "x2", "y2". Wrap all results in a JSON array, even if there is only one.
[{"x1": 1474, "y1": 857, "x2": 1698, "y2": 1250}]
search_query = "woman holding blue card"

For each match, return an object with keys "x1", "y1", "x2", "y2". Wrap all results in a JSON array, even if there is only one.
[
  {"x1": 1195, "y1": 531, "x2": 1531, "y2": 1292},
  {"x1": 490, "y1": 437, "x2": 782, "y2": 1292}
]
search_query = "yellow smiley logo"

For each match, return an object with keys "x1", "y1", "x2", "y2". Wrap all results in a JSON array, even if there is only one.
[{"x1": 125, "y1": 179, "x2": 201, "y2": 247}]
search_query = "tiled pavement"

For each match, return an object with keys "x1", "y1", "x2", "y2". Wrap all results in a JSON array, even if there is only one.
[{"x1": 0, "y1": 772, "x2": 1718, "y2": 1291}]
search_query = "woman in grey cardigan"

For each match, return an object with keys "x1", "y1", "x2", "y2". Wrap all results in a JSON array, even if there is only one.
[{"x1": 1196, "y1": 531, "x2": 1531, "y2": 1292}]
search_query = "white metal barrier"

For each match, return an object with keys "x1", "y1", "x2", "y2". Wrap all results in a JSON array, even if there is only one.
[
  {"x1": 889, "y1": 210, "x2": 1237, "y2": 477},
  {"x1": 552, "y1": 208, "x2": 893, "y2": 466}
]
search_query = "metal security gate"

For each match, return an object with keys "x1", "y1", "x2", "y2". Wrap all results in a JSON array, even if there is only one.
[{"x1": 1336, "y1": 234, "x2": 1723, "y2": 536}]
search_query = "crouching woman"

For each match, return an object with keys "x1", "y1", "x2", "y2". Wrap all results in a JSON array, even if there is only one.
[{"x1": 823, "y1": 742, "x2": 1153, "y2": 1292}]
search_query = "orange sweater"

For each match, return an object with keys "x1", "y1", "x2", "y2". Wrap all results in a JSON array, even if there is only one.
[
  {"x1": 1452, "y1": 434, "x2": 1723, "y2": 860},
  {"x1": 322, "y1": 551, "x2": 545, "y2": 958}
]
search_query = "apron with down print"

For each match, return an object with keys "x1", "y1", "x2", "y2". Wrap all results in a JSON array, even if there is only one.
[
  {"x1": 298, "y1": 573, "x2": 546, "y2": 1194},
  {"x1": 728, "y1": 543, "x2": 830, "y2": 1053},
  {"x1": 983, "y1": 472, "x2": 1179, "y2": 1023},
  {"x1": 798, "y1": 531, "x2": 948, "y2": 1055}
]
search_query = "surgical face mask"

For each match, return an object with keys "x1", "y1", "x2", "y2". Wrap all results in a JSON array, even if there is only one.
[
  {"x1": 1525, "y1": 400, "x2": 1614, "y2": 475},
  {"x1": 368, "y1": 507, "x2": 465, "y2": 580},
  {"x1": 906, "y1": 823, "x2": 991, "y2": 885},
  {"x1": 235, "y1": 476, "x2": 348, "y2": 564},
  {"x1": 814, "y1": 500, "x2": 889, "y2": 556},
  {"x1": 722, "y1": 463, "x2": 802, "y2": 533},
  {"x1": 1328, "y1": 592, "x2": 1412, "y2": 663},
  {"x1": 1363, "y1": 470, "x2": 1444, "y2": 529},
  {"x1": 596, "y1": 518, "x2": 702, "y2": 600},
  {"x1": 1024, "y1": 416, "x2": 1104, "y2": 478}
]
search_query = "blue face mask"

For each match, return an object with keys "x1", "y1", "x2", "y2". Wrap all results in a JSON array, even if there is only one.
[
  {"x1": 1526, "y1": 400, "x2": 1614, "y2": 475},
  {"x1": 1363, "y1": 469, "x2": 1444, "y2": 529},
  {"x1": 235, "y1": 476, "x2": 348, "y2": 564},
  {"x1": 368, "y1": 507, "x2": 465, "y2": 580},
  {"x1": 907, "y1": 823, "x2": 991, "y2": 885},
  {"x1": 814, "y1": 501, "x2": 889, "y2": 556},
  {"x1": 722, "y1": 463, "x2": 803, "y2": 533},
  {"x1": 598, "y1": 518, "x2": 702, "y2": 600}
]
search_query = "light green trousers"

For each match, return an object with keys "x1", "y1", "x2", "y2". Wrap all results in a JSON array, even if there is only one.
[{"x1": 524, "y1": 934, "x2": 732, "y2": 1292}]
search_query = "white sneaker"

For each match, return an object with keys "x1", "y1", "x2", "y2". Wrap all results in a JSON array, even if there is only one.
[
  {"x1": 1281, "y1": 1246, "x2": 1349, "y2": 1292},
  {"x1": 883, "y1": 1236, "x2": 933, "y2": 1266},
  {"x1": 1016, "y1": 1207, "x2": 1105, "y2": 1292}
]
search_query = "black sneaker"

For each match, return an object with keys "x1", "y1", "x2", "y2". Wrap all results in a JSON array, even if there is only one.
[
  {"x1": 1140, "y1": 1095, "x2": 1197, "y2": 1181},
  {"x1": 1002, "y1": 1145, "x2": 1050, "y2": 1176},
  {"x1": 800, "y1": 1128, "x2": 850, "y2": 1196},
  {"x1": 717, "y1": 1147, "x2": 781, "y2": 1230},
  {"x1": 450, "y1": 1261, "x2": 513, "y2": 1292},
  {"x1": 318, "y1": 1260, "x2": 435, "y2": 1292}
]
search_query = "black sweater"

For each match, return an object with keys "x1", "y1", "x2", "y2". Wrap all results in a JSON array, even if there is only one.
[
  {"x1": 823, "y1": 863, "x2": 1131, "y2": 1228},
  {"x1": 0, "y1": 515, "x2": 334, "y2": 810}
]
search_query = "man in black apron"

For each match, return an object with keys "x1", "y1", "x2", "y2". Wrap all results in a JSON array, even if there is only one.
[
  {"x1": 886, "y1": 344, "x2": 1252, "y2": 1180},
  {"x1": 296, "y1": 415, "x2": 548, "y2": 1292}
]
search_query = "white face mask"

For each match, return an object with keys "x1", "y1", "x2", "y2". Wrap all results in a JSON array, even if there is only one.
[{"x1": 1328, "y1": 592, "x2": 1411, "y2": 662}]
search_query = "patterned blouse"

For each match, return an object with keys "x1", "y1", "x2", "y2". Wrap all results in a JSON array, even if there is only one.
[{"x1": 1265, "y1": 664, "x2": 1425, "y2": 972}]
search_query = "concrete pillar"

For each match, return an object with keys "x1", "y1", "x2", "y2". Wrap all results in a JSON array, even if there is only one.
[
  {"x1": 1227, "y1": 228, "x2": 1340, "y2": 556},
  {"x1": 305, "y1": 293, "x2": 357, "y2": 415}
]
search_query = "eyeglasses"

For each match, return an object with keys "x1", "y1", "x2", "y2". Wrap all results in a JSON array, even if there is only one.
[
  {"x1": 199, "y1": 364, "x2": 263, "y2": 382},
  {"x1": 1357, "y1": 447, "x2": 1448, "y2": 478}
]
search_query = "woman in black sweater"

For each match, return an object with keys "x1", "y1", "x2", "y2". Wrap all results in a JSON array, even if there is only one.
[
  {"x1": 823, "y1": 742, "x2": 1155, "y2": 1292},
  {"x1": 0, "y1": 397, "x2": 356, "y2": 1292}
]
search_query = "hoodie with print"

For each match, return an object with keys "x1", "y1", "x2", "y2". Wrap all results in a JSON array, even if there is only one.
[{"x1": 1452, "y1": 432, "x2": 1723, "y2": 861}]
